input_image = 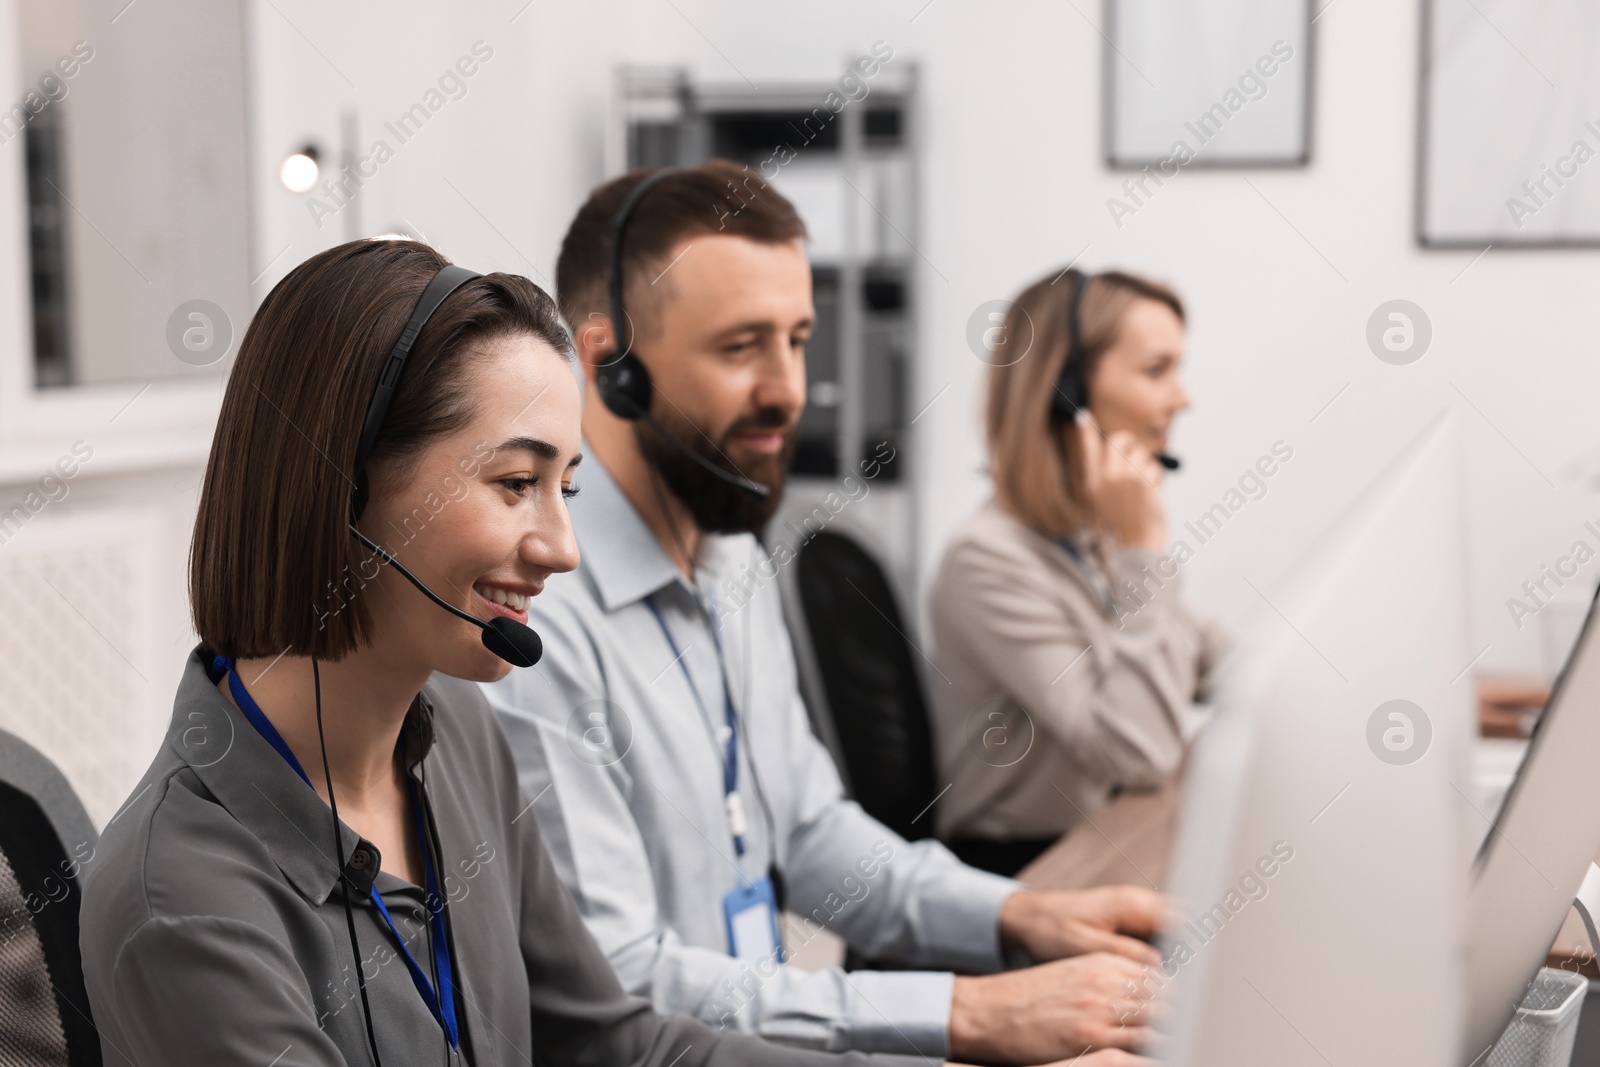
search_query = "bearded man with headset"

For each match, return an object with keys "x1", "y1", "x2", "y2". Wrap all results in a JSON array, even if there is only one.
[{"x1": 484, "y1": 159, "x2": 1165, "y2": 1067}]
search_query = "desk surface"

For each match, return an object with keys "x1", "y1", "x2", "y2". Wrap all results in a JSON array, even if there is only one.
[
  {"x1": 1013, "y1": 744, "x2": 1598, "y2": 976},
  {"x1": 1015, "y1": 775, "x2": 1183, "y2": 891},
  {"x1": 1017, "y1": 678, "x2": 1552, "y2": 893}
]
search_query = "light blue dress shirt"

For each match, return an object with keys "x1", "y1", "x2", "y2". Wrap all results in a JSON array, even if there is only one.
[{"x1": 484, "y1": 454, "x2": 1019, "y2": 1058}]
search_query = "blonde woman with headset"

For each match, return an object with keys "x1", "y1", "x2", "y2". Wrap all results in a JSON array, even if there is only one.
[{"x1": 928, "y1": 268, "x2": 1227, "y2": 878}]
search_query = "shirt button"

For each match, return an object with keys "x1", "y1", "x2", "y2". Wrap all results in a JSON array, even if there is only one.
[{"x1": 349, "y1": 849, "x2": 371, "y2": 870}]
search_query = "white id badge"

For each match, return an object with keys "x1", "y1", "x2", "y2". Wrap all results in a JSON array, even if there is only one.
[{"x1": 722, "y1": 876, "x2": 784, "y2": 963}]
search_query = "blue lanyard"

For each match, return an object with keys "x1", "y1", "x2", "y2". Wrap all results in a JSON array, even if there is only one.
[
  {"x1": 211, "y1": 655, "x2": 461, "y2": 1050},
  {"x1": 644, "y1": 595, "x2": 745, "y2": 856},
  {"x1": 1056, "y1": 536, "x2": 1117, "y2": 617}
]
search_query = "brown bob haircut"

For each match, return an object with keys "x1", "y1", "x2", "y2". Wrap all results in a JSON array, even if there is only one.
[
  {"x1": 987, "y1": 269, "x2": 1185, "y2": 538},
  {"x1": 190, "y1": 238, "x2": 569, "y2": 661},
  {"x1": 555, "y1": 158, "x2": 807, "y2": 341}
]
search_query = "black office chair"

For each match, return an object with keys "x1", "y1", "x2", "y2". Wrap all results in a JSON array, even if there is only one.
[
  {"x1": 0, "y1": 728, "x2": 101, "y2": 1066},
  {"x1": 792, "y1": 529, "x2": 939, "y2": 843}
]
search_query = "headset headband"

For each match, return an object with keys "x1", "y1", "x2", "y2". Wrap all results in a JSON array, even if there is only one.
[
  {"x1": 1065, "y1": 269, "x2": 1090, "y2": 365},
  {"x1": 352, "y1": 263, "x2": 481, "y2": 519},
  {"x1": 607, "y1": 167, "x2": 682, "y2": 362},
  {"x1": 1051, "y1": 268, "x2": 1095, "y2": 421}
]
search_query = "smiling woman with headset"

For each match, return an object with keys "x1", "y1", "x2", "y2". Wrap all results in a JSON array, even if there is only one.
[
  {"x1": 927, "y1": 268, "x2": 1228, "y2": 878},
  {"x1": 75, "y1": 239, "x2": 951, "y2": 1067}
]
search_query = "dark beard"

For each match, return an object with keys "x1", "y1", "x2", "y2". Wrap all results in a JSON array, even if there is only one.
[{"x1": 634, "y1": 407, "x2": 795, "y2": 534}]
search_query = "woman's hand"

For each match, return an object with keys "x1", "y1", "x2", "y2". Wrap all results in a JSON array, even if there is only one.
[{"x1": 1075, "y1": 413, "x2": 1167, "y2": 551}]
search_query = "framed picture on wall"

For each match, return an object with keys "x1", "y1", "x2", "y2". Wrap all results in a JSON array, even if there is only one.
[
  {"x1": 1104, "y1": 0, "x2": 1315, "y2": 169},
  {"x1": 1418, "y1": 0, "x2": 1600, "y2": 246}
]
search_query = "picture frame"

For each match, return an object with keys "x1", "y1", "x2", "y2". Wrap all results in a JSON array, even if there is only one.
[
  {"x1": 1417, "y1": 0, "x2": 1600, "y2": 247},
  {"x1": 1104, "y1": 0, "x2": 1315, "y2": 170}
]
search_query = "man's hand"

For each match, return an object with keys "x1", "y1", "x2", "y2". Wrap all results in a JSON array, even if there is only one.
[
  {"x1": 948, "y1": 953, "x2": 1155, "y2": 1065},
  {"x1": 999, "y1": 886, "x2": 1168, "y2": 965}
]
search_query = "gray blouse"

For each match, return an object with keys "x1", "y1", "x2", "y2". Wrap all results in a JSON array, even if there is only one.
[{"x1": 78, "y1": 649, "x2": 935, "y2": 1067}]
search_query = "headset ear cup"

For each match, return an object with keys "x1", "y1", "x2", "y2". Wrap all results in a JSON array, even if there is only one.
[
  {"x1": 1051, "y1": 370, "x2": 1087, "y2": 423},
  {"x1": 1049, "y1": 382, "x2": 1070, "y2": 424},
  {"x1": 595, "y1": 351, "x2": 654, "y2": 420}
]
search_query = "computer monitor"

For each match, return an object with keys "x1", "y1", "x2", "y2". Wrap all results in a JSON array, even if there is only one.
[
  {"x1": 1463, "y1": 580, "x2": 1600, "y2": 1062},
  {"x1": 1157, "y1": 411, "x2": 1473, "y2": 1067}
]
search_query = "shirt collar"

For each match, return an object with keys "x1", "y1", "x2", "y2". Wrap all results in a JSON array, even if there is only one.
[
  {"x1": 170, "y1": 648, "x2": 435, "y2": 904},
  {"x1": 570, "y1": 446, "x2": 694, "y2": 613}
]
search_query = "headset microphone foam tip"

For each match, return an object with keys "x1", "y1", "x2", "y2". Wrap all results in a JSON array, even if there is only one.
[{"x1": 482, "y1": 615, "x2": 543, "y2": 668}]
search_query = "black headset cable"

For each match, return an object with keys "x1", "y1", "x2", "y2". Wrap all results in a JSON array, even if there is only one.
[{"x1": 314, "y1": 655, "x2": 386, "y2": 1067}]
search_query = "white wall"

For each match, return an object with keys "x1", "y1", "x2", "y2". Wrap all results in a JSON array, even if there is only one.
[
  {"x1": 249, "y1": 0, "x2": 1600, "y2": 679},
  {"x1": 0, "y1": 0, "x2": 220, "y2": 823},
  {"x1": 6, "y1": 0, "x2": 1596, "y2": 814},
  {"x1": 898, "y1": 0, "x2": 1600, "y2": 680}
]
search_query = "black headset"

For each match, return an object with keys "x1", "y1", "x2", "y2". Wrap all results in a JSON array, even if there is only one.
[
  {"x1": 1048, "y1": 269, "x2": 1094, "y2": 425},
  {"x1": 1048, "y1": 268, "x2": 1180, "y2": 472},
  {"x1": 592, "y1": 168, "x2": 770, "y2": 500},
  {"x1": 349, "y1": 263, "x2": 545, "y2": 669},
  {"x1": 321, "y1": 260, "x2": 523, "y2": 1067},
  {"x1": 592, "y1": 171, "x2": 787, "y2": 911}
]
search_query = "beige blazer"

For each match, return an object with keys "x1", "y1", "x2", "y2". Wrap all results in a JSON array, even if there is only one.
[{"x1": 927, "y1": 500, "x2": 1227, "y2": 841}]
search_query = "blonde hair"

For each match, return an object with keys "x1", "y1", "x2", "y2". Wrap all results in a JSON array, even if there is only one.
[{"x1": 985, "y1": 269, "x2": 1184, "y2": 538}]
